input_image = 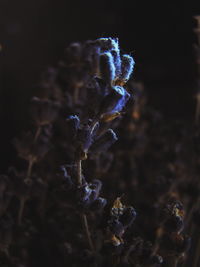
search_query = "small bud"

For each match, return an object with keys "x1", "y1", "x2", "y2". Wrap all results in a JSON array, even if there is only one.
[
  {"x1": 90, "y1": 179, "x2": 102, "y2": 194},
  {"x1": 111, "y1": 49, "x2": 121, "y2": 77},
  {"x1": 120, "y1": 207, "x2": 137, "y2": 227},
  {"x1": 77, "y1": 183, "x2": 92, "y2": 208},
  {"x1": 111, "y1": 86, "x2": 130, "y2": 114},
  {"x1": 120, "y1": 54, "x2": 135, "y2": 82},
  {"x1": 59, "y1": 166, "x2": 73, "y2": 190},
  {"x1": 88, "y1": 179, "x2": 102, "y2": 202},
  {"x1": 66, "y1": 115, "x2": 80, "y2": 134},
  {"x1": 90, "y1": 129, "x2": 118, "y2": 154},
  {"x1": 76, "y1": 125, "x2": 93, "y2": 152},
  {"x1": 108, "y1": 219, "x2": 124, "y2": 237},
  {"x1": 96, "y1": 37, "x2": 117, "y2": 52},
  {"x1": 99, "y1": 86, "x2": 130, "y2": 117},
  {"x1": 99, "y1": 52, "x2": 116, "y2": 84},
  {"x1": 90, "y1": 197, "x2": 107, "y2": 211}
]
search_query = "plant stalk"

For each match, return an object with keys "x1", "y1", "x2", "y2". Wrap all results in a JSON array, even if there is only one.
[
  {"x1": 77, "y1": 159, "x2": 95, "y2": 251},
  {"x1": 18, "y1": 126, "x2": 41, "y2": 225}
]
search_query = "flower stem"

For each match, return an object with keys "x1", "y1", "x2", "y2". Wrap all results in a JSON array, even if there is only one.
[
  {"x1": 18, "y1": 196, "x2": 26, "y2": 225},
  {"x1": 77, "y1": 159, "x2": 82, "y2": 186},
  {"x1": 34, "y1": 126, "x2": 41, "y2": 142},
  {"x1": 27, "y1": 159, "x2": 34, "y2": 180},
  {"x1": 76, "y1": 159, "x2": 95, "y2": 251},
  {"x1": 18, "y1": 126, "x2": 41, "y2": 225},
  {"x1": 82, "y1": 214, "x2": 95, "y2": 251}
]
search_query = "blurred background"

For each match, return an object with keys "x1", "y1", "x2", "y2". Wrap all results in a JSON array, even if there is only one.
[{"x1": 0, "y1": 1, "x2": 200, "y2": 170}]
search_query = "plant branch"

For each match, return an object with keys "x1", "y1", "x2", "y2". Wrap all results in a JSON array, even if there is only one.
[
  {"x1": 82, "y1": 214, "x2": 95, "y2": 251},
  {"x1": 77, "y1": 159, "x2": 82, "y2": 186},
  {"x1": 18, "y1": 126, "x2": 41, "y2": 225},
  {"x1": 76, "y1": 158, "x2": 95, "y2": 251}
]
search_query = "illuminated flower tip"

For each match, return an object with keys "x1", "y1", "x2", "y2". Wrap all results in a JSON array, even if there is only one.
[
  {"x1": 96, "y1": 37, "x2": 119, "y2": 52},
  {"x1": 99, "y1": 52, "x2": 116, "y2": 84},
  {"x1": 120, "y1": 54, "x2": 135, "y2": 82},
  {"x1": 111, "y1": 85, "x2": 130, "y2": 113},
  {"x1": 66, "y1": 115, "x2": 80, "y2": 130}
]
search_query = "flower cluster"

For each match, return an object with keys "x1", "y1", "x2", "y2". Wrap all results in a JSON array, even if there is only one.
[
  {"x1": 1, "y1": 32, "x2": 200, "y2": 267},
  {"x1": 0, "y1": 37, "x2": 137, "y2": 267}
]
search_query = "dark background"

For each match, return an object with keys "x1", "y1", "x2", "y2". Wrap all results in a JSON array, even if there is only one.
[{"x1": 0, "y1": 1, "x2": 200, "y2": 170}]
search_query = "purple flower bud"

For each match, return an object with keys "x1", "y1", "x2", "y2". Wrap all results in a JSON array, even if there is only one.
[
  {"x1": 99, "y1": 86, "x2": 130, "y2": 117},
  {"x1": 88, "y1": 179, "x2": 102, "y2": 201},
  {"x1": 120, "y1": 207, "x2": 137, "y2": 227},
  {"x1": 108, "y1": 219, "x2": 124, "y2": 237},
  {"x1": 120, "y1": 54, "x2": 135, "y2": 82},
  {"x1": 111, "y1": 86, "x2": 130, "y2": 113},
  {"x1": 96, "y1": 37, "x2": 118, "y2": 52},
  {"x1": 77, "y1": 183, "x2": 92, "y2": 206},
  {"x1": 66, "y1": 115, "x2": 80, "y2": 132},
  {"x1": 111, "y1": 49, "x2": 121, "y2": 77},
  {"x1": 77, "y1": 125, "x2": 93, "y2": 152},
  {"x1": 90, "y1": 179, "x2": 102, "y2": 192},
  {"x1": 90, "y1": 129, "x2": 118, "y2": 154},
  {"x1": 59, "y1": 165, "x2": 73, "y2": 190},
  {"x1": 99, "y1": 52, "x2": 116, "y2": 84}
]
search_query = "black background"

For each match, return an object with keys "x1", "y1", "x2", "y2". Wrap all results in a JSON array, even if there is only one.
[{"x1": 0, "y1": 0, "x2": 200, "y2": 170}]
